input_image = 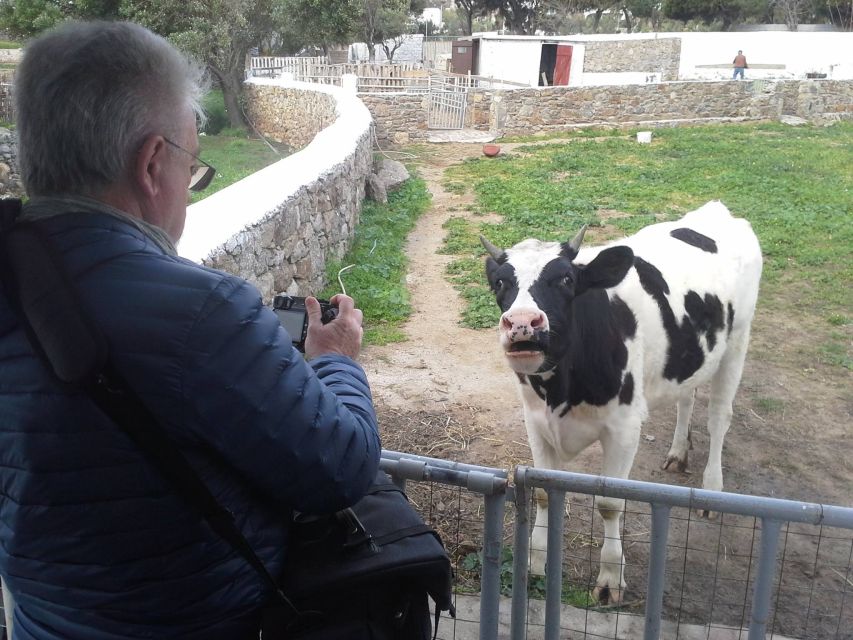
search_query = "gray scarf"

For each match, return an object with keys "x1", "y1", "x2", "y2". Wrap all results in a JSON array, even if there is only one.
[{"x1": 21, "y1": 195, "x2": 178, "y2": 256}]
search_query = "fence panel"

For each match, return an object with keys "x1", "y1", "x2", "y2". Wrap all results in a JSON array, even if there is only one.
[
  {"x1": 380, "y1": 451, "x2": 509, "y2": 640},
  {"x1": 512, "y1": 467, "x2": 853, "y2": 640}
]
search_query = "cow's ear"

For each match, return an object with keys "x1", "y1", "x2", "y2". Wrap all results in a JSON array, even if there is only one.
[{"x1": 576, "y1": 246, "x2": 634, "y2": 294}]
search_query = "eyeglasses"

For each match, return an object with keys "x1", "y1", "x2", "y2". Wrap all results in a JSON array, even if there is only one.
[{"x1": 163, "y1": 137, "x2": 216, "y2": 192}]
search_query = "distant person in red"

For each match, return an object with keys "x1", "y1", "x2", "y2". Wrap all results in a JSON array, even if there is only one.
[{"x1": 733, "y1": 50, "x2": 748, "y2": 80}]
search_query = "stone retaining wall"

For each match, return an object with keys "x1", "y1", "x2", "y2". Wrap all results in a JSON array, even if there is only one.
[
  {"x1": 362, "y1": 79, "x2": 853, "y2": 144},
  {"x1": 243, "y1": 83, "x2": 337, "y2": 148},
  {"x1": 180, "y1": 79, "x2": 374, "y2": 301},
  {"x1": 584, "y1": 38, "x2": 681, "y2": 81}
]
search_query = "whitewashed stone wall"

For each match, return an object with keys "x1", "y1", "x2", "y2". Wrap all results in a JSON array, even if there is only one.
[{"x1": 180, "y1": 79, "x2": 374, "y2": 301}]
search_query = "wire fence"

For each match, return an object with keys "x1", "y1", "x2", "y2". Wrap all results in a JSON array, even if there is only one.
[{"x1": 381, "y1": 452, "x2": 853, "y2": 640}]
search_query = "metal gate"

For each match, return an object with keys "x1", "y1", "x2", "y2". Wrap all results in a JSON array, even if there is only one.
[{"x1": 428, "y1": 73, "x2": 468, "y2": 130}]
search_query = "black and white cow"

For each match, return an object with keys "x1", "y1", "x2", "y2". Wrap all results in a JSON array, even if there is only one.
[{"x1": 482, "y1": 201, "x2": 762, "y2": 604}]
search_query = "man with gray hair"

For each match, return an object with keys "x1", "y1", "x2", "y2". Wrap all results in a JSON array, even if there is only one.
[{"x1": 0, "y1": 21, "x2": 380, "y2": 639}]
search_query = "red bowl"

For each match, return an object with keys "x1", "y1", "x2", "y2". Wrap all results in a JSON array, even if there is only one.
[{"x1": 482, "y1": 144, "x2": 501, "y2": 157}]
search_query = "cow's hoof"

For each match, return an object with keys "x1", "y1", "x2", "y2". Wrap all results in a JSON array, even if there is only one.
[
  {"x1": 661, "y1": 452, "x2": 689, "y2": 473},
  {"x1": 592, "y1": 584, "x2": 623, "y2": 606}
]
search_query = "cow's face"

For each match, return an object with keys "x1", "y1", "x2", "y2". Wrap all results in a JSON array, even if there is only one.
[{"x1": 483, "y1": 230, "x2": 634, "y2": 375}]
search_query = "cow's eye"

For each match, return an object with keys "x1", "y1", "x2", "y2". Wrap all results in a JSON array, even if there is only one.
[
  {"x1": 495, "y1": 279, "x2": 504, "y2": 290},
  {"x1": 561, "y1": 275, "x2": 573, "y2": 287}
]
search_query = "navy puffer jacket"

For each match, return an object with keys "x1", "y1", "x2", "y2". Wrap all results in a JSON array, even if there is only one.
[{"x1": 0, "y1": 212, "x2": 381, "y2": 639}]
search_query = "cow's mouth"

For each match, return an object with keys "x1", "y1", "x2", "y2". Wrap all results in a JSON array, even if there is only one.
[{"x1": 507, "y1": 341, "x2": 544, "y2": 354}]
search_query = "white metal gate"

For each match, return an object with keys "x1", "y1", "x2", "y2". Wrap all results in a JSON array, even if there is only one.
[{"x1": 428, "y1": 73, "x2": 468, "y2": 130}]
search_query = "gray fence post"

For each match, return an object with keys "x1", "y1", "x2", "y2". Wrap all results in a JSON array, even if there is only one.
[
  {"x1": 545, "y1": 489, "x2": 567, "y2": 640},
  {"x1": 748, "y1": 518, "x2": 783, "y2": 640},
  {"x1": 510, "y1": 467, "x2": 532, "y2": 640},
  {"x1": 644, "y1": 503, "x2": 672, "y2": 640},
  {"x1": 476, "y1": 472, "x2": 508, "y2": 640}
]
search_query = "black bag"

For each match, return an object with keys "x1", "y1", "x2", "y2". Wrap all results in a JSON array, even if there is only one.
[
  {"x1": 0, "y1": 200, "x2": 455, "y2": 640},
  {"x1": 269, "y1": 474, "x2": 454, "y2": 639}
]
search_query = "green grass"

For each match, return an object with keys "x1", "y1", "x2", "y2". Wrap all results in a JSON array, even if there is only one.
[
  {"x1": 0, "y1": 41, "x2": 20, "y2": 49},
  {"x1": 438, "y1": 122, "x2": 853, "y2": 365},
  {"x1": 460, "y1": 547, "x2": 595, "y2": 608},
  {"x1": 193, "y1": 132, "x2": 287, "y2": 203},
  {"x1": 754, "y1": 397, "x2": 785, "y2": 415},
  {"x1": 321, "y1": 177, "x2": 432, "y2": 345}
]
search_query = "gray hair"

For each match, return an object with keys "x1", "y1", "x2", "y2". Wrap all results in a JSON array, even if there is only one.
[{"x1": 14, "y1": 21, "x2": 208, "y2": 197}]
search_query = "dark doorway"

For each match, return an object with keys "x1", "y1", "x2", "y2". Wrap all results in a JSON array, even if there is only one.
[
  {"x1": 538, "y1": 43, "x2": 557, "y2": 86},
  {"x1": 539, "y1": 43, "x2": 573, "y2": 86}
]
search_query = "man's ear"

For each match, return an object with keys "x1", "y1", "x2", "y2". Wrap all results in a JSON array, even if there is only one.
[
  {"x1": 133, "y1": 134, "x2": 167, "y2": 199},
  {"x1": 576, "y1": 246, "x2": 634, "y2": 295}
]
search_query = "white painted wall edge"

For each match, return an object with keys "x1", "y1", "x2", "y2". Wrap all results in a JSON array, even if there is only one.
[{"x1": 178, "y1": 78, "x2": 373, "y2": 264}]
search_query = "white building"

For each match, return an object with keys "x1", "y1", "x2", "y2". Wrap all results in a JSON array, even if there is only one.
[{"x1": 457, "y1": 31, "x2": 853, "y2": 87}]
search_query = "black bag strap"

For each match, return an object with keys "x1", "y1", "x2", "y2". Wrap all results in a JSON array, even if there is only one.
[{"x1": 0, "y1": 203, "x2": 298, "y2": 617}]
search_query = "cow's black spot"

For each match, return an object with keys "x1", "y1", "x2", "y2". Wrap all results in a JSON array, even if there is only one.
[
  {"x1": 619, "y1": 372, "x2": 634, "y2": 405},
  {"x1": 684, "y1": 291, "x2": 725, "y2": 351},
  {"x1": 486, "y1": 259, "x2": 519, "y2": 311},
  {"x1": 635, "y1": 257, "x2": 705, "y2": 382},
  {"x1": 727, "y1": 303, "x2": 735, "y2": 337},
  {"x1": 670, "y1": 228, "x2": 718, "y2": 253},
  {"x1": 634, "y1": 256, "x2": 670, "y2": 297},
  {"x1": 527, "y1": 288, "x2": 628, "y2": 411},
  {"x1": 611, "y1": 295, "x2": 637, "y2": 340}
]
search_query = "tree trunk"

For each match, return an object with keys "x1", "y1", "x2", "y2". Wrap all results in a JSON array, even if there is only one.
[
  {"x1": 622, "y1": 7, "x2": 633, "y2": 33},
  {"x1": 209, "y1": 65, "x2": 246, "y2": 129},
  {"x1": 366, "y1": 41, "x2": 376, "y2": 62},
  {"x1": 466, "y1": 10, "x2": 473, "y2": 35},
  {"x1": 593, "y1": 9, "x2": 604, "y2": 33}
]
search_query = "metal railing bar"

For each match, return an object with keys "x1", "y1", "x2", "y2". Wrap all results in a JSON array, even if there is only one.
[
  {"x1": 545, "y1": 489, "x2": 566, "y2": 640},
  {"x1": 748, "y1": 518, "x2": 783, "y2": 640},
  {"x1": 644, "y1": 503, "x2": 672, "y2": 640},
  {"x1": 480, "y1": 491, "x2": 508, "y2": 640},
  {"x1": 381, "y1": 450, "x2": 508, "y2": 478},
  {"x1": 519, "y1": 467, "x2": 853, "y2": 529},
  {"x1": 510, "y1": 477, "x2": 531, "y2": 640}
]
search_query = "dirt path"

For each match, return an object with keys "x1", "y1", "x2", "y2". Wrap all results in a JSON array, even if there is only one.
[
  {"x1": 358, "y1": 141, "x2": 853, "y2": 639},
  {"x1": 360, "y1": 144, "x2": 528, "y2": 465}
]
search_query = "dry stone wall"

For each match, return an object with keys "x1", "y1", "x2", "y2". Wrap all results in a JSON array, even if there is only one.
[
  {"x1": 244, "y1": 83, "x2": 337, "y2": 148},
  {"x1": 583, "y1": 38, "x2": 681, "y2": 81},
  {"x1": 358, "y1": 93, "x2": 428, "y2": 146},
  {"x1": 361, "y1": 79, "x2": 853, "y2": 142},
  {"x1": 181, "y1": 80, "x2": 373, "y2": 302}
]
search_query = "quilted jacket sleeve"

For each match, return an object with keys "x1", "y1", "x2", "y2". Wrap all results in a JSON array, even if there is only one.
[{"x1": 180, "y1": 274, "x2": 381, "y2": 515}]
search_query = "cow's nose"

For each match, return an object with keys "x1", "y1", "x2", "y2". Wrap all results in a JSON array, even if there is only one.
[{"x1": 502, "y1": 310, "x2": 547, "y2": 335}]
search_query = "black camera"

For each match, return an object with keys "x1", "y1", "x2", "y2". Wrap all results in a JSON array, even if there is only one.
[{"x1": 273, "y1": 294, "x2": 338, "y2": 352}]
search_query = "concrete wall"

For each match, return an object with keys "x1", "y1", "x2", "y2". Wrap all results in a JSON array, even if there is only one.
[
  {"x1": 476, "y1": 39, "x2": 544, "y2": 87},
  {"x1": 179, "y1": 79, "x2": 374, "y2": 301},
  {"x1": 677, "y1": 32, "x2": 853, "y2": 81}
]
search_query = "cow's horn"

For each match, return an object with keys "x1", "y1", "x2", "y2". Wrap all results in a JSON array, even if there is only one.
[
  {"x1": 568, "y1": 225, "x2": 588, "y2": 253},
  {"x1": 480, "y1": 235, "x2": 504, "y2": 260}
]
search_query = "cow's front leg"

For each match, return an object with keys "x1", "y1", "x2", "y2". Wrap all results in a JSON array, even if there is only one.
[
  {"x1": 523, "y1": 404, "x2": 562, "y2": 577},
  {"x1": 700, "y1": 326, "x2": 751, "y2": 517},
  {"x1": 593, "y1": 423, "x2": 640, "y2": 605}
]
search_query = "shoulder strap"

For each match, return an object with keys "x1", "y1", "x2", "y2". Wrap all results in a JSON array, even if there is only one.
[{"x1": 0, "y1": 209, "x2": 297, "y2": 615}]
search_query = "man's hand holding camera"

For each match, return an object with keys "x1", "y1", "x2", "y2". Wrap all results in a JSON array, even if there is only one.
[{"x1": 305, "y1": 294, "x2": 363, "y2": 360}]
